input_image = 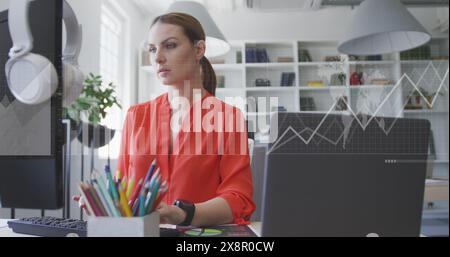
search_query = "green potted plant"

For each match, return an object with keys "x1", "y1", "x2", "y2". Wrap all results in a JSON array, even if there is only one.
[{"x1": 63, "y1": 73, "x2": 122, "y2": 148}]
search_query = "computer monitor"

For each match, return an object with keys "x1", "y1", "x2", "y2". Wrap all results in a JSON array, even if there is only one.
[
  {"x1": 0, "y1": 0, "x2": 63, "y2": 210},
  {"x1": 261, "y1": 112, "x2": 430, "y2": 237}
]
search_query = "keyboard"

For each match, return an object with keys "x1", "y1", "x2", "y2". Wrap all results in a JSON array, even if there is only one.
[{"x1": 7, "y1": 217, "x2": 180, "y2": 237}]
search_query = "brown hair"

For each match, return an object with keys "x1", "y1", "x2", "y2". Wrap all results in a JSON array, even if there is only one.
[{"x1": 151, "y1": 12, "x2": 217, "y2": 96}]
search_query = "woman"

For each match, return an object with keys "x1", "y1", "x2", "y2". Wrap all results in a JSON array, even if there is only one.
[{"x1": 116, "y1": 12, "x2": 255, "y2": 227}]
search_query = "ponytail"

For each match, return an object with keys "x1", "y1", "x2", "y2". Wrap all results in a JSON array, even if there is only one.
[{"x1": 200, "y1": 56, "x2": 217, "y2": 96}]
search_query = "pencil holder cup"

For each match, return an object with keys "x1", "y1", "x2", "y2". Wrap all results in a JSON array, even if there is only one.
[{"x1": 87, "y1": 212, "x2": 160, "y2": 237}]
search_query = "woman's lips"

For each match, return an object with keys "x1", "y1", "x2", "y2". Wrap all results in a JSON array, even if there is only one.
[{"x1": 158, "y1": 69, "x2": 171, "y2": 77}]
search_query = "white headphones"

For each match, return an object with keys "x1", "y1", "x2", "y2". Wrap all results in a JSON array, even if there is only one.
[{"x1": 5, "y1": 0, "x2": 84, "y2": 106}]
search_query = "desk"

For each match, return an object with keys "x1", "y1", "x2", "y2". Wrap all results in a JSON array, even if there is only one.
[
  {"x1": 424, "y1": 179, "x2": 449, "y2": 202},
  {"x1": 0, "y1": 219, "x2": 262, "y2": 237}
]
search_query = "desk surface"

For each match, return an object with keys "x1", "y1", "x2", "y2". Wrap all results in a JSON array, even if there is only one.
[{"x1": 0, "y1": 219, "x2": 262, "y2": 237}]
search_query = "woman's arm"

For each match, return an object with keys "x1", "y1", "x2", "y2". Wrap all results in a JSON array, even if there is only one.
[
  {"x1": 157, "y1": 197, "x2": 233, "y2": 227},
  {"x1": 191, "y1": 197, "x2": 233, "y2": 227}
]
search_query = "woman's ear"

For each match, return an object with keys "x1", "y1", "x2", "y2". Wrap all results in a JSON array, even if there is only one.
[{"x1": 195, "y1": 40, "x2": 206, "y2": 61}]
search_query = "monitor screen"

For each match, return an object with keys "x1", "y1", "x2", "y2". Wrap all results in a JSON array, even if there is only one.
[{"x1": 0, "y1": 0, "x2": 63, "y2": 209}]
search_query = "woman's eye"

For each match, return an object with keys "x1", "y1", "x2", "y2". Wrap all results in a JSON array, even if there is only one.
[
  {"x1": 149, "y1": 46, "x2": 157, "y2": 53},
  {"x1": 166, "y1": 43, "x2": 176, "y2": 49}
]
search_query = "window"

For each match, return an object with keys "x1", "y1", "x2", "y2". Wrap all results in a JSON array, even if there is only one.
[{"x1": 98, "y1": 2, "x2": 126, "y2": 160}]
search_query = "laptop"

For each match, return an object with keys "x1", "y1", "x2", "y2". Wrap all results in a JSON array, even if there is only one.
[{"x1": 261, "y1": 112, "x2": 430, "y2": 237}]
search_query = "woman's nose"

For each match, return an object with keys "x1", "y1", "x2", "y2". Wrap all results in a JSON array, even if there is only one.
[{"x1": 155, "y1": 49, "x2": 166, "y2": 65}]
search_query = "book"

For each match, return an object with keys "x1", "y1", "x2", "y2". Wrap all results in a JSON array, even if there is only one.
[
  {"x1": 256, "y1": 48, "x2": 269, "y2": 63},
  {"x1": 280, "y1": 72, "x2": 295, "y2": 87},
  {"x1": 246, "y1": 48, "x2": 256, "y2": 63},
  {"x1": 300, "y1": 97, "x2": 316, "y2": 111}
]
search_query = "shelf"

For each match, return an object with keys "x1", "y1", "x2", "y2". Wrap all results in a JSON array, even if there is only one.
[
  {"x1": 400, "y1": 59, "x2": 449, "y2": 64},
  {"x1": 350, "y1": 85, "x2": 395, "y2": 90},
  {"x1": 246, "y1": 87, "x2": 295, "y2": 92},
  {"x1": 245, "y1": 62, "x2": 296, "y2": 68},
  {"x1": 403, "y1": 110, "x2": 449, "y2": 114},
  {"x1": 348, "y1": 60, "x2": 398, "y2": 65},
  {"x1": 298, "y1": 61, "x2": 345, "y2": 66},
  {"x1": 299, "y1": 86, "x2": 347, "y2": 91}
]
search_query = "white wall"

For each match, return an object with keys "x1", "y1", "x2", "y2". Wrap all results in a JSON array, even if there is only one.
[
  {"x1": 211, "y1": 7, "x2": 449, "y2": 41},
  {"x1": 0, "y1": 0, "x2": 9, "y2": 12}
]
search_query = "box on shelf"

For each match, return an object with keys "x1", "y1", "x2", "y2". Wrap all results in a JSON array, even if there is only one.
[
  {"x1": 431, "y1": 56, "x2": 449, "y2": 61},
  {"x1": 255, "y1": 78, "x2": 271, "y2": 87},
  {"x1": 324, "y1": 55, "x2": 341, "y2": 62},
  {"x1": 371, "y1": 79, "x2": 392, "y2": 85},
  {"x1": 87, "y1": 212, "x2": 160, "y2": 237},
  {"x1": 277, "y1": 56, "x2": 294, "y2": 63},
  {"x1": 307, "y1": 80, "x2": 325, "y2": 87}
]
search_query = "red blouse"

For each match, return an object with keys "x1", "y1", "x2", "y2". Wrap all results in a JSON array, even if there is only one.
[{"x1": 116, "y1": 92, "x2": 255, "y2": 224}]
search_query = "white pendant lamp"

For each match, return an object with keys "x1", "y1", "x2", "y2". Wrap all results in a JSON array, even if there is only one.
[
  {"x1": 167, "y1": 1, "x2": 230, "y2": 58},
  {"x1": 337, "y1": 0, "x2": 431, "y2": 56}
]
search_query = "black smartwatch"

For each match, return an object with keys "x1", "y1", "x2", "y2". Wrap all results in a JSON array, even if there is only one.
[{"x1": 173, "y1": 199, "x2": 195, "y2": 226}]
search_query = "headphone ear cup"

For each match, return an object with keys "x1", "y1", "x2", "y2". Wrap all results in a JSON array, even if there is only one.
[
  {"x1": 5, "y1": 53, "x2": 58, "y2": 105},
  {"x1": 63, "y1": 62, "x2": 85, "y2": 107}
]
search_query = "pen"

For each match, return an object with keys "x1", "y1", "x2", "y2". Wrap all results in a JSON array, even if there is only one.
[
  {"x1": 139, "y1": 191, "x2": 146, "y2": 217},
  {"x1": 92, "y1": 179, "x2": 113, "y2": 216},
  {"x1": 118, "y1": 184, "x2": 132, "y2": 217},
  {"x1": 80, "y1": 183, "x2": 102, "y2": 217},
  {"x1": 148, "y1": 168, "x2": 160, "y2": 191},
  {"x1": 126, "y1": 176, "x2": 135, "y2": 199},
  {"x1": 128, "y1": 178, "x2": 143, "y2": 207},
  {"x1": 87, "y1": 182, "x2": 108, "y2": 216},
  {"x1": 146, "y1": 175, "x2": 161, "y2": 214},
  {"x1": 153, "y1": 181, "x2": 168, "y2": 212},
  {"x1": 121, "y1": 176, "x2": 127, "y2": 193},
  {"x1": 116, "y1": 169, "x2": 122, "y2": 183},
  {"x1": 142, "y1": 159, "x2": 157, "y2": 186},
  {"x1": 132, "y1": 197, "x2": 140, "y2": 216},
  {"x1": 92, "y1": 170, "x2": 121, "y2": 217},
  {"x1": 77, "y1": 183, "x2": 95, "y2": 216},
  {"x1": 105, "y1": 165, "x2": 120, "y2": 208}
]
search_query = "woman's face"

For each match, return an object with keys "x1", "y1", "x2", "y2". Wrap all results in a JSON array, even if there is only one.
[{"x1": 147, "y1": 22, "x2": 203, "y2": 86}]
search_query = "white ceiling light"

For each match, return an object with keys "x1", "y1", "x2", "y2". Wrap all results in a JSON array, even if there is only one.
[
  {"x1": 337, "y1": 0, "x2": 431, "y2": 56},
  {"x1": 167, "y1": 1, "x2": 230, "y2": 58}
]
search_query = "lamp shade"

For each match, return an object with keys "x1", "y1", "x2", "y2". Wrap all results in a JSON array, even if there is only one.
[
  {"x1": 167, "y1": 1, "x2": 230, "y2": 58},
  {"x1": 337, "y1": 0, "x2": 431, "y2": 56}
]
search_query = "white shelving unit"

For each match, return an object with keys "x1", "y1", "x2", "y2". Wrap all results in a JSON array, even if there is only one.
[{"x1": 138, "y1": 39, "x2": 449, "y2": 179}]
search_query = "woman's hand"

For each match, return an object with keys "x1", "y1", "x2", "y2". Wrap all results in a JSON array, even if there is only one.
[
  {"x1": 72, "y1": 195, "x2": 91, "y2": 216},
  {"x1": 156, "y1": 202, "x2": 186, "y2": 225}
]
